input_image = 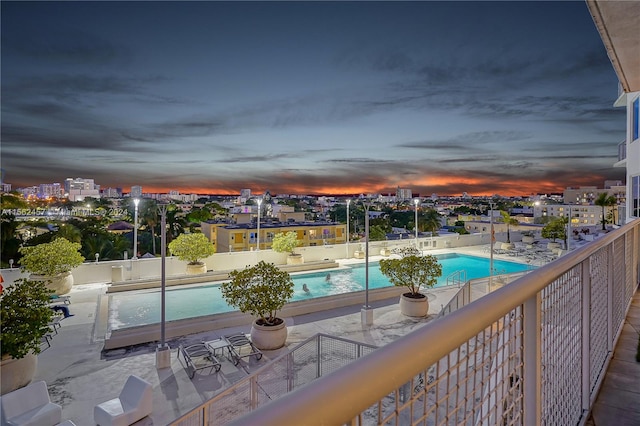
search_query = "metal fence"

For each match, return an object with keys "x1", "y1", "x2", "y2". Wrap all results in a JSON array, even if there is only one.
[
  {"x1": 230, "y1": 220, "x2": 638, "y2": 425},
  {"x1": 170, "y1": 334, "x2": 377, "y2": 426}
]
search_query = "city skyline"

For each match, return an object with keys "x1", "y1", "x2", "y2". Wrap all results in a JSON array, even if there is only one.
[{"x1": 1, "y1": 1, "x2": 626, "y2": 196}]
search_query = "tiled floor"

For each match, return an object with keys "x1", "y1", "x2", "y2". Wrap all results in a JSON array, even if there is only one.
[{"x1": 587, "y1": 289, "x2": 640, "y2": 426}]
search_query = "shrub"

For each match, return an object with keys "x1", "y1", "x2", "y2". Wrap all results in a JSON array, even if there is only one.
[
  {"x1": 272, "y1": 231, "x2": 300, "y2": 255},
  {"x1": 221, "y1": 261, "x2": 294, "y2": 326},
  {"x1": 19, "y1": 238, "x2": 84, "y2": 276},
  {"x1": 1, "y1": 279, "x2": 54, "y2": 359},
  {"x1": 168, "y1": 233, "x2": 215, "y2": 265},
  {"x1": 380, "y1": 248, "x2": 442, "y2": 296}
]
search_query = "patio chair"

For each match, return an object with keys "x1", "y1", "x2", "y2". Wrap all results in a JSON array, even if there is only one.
[
  {"x1": 224, "y1": 333, "x2": 263, "y2": 365},
  {"x1": 93, "y1": 375, "x2": 152, "y2": 426},
  {"x1": 178, "y1": 343, "x2": 221, "y2": 379},
  {"x1": 0, "y1": 380, "x2": 62, "y2": 426}
]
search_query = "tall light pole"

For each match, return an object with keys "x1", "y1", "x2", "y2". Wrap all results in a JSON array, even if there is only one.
[
  {"x1": 346, "y1": 199, "x2": 351, "y2": 258},
  {"x1": 362, "y1": 201, "x2": 373, "y2": 326},
  {"x1": 489, "y1": 202, "x2": 496, "y2": 289},
  {"x1": 133, "y1": 198, "x2": 140, "y2": 259},
  {"x1": 256, "y1": 198, "x2": 263, "y2": 251},
  {"x1": 567, "y1": 206, "x2": 572, "y2": 252},
  {"x1": 156, "y1": 203, "x2": 170, "y2": 368},
  {"x1": 414, "y1": 198, "x2": 419, "y2": 247}
]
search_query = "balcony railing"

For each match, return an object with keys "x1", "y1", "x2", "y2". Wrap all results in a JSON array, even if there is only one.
[{"x1": 230, "y1": 220, "x2": 638, "y2": 425}]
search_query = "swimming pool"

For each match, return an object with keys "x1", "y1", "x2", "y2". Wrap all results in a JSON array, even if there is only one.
[{"x1": 108, "y1": 253, "x2": 531, "y2": 330}]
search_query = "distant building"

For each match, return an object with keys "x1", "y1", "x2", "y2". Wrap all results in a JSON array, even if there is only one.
[
  {"x1": 38, "y1": 183, "x2": 62, "y2": 198},
  {"x1": 396, "y1": 187, "x2": 412, "y2": 201},
  {"x1": 130, "y1": 185, "x2": 143, "y2": 198},
  {"x1": 65, "y1": 177, "x2": 99, "y2": 201},
  {"x1": 102, "y1": 187, "x2": 122, "y2": 198}
]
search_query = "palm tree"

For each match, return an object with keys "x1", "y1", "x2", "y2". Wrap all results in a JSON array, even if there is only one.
[
  {"x1": 499, "y1": 211, "x2": 519, "y2": 243},
  {"x1": 139, "y1": 200, "x2": 159, "y2": 255},
  {"x1": 421, "y1": 209, "x2": 441, "y2": 236},
  {"x1": 594, "y1": 193, "x2": 617, "y2": 231}
]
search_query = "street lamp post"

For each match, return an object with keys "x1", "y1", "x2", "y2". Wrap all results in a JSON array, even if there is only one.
[
  {"x1": 414, "y1": 198, "x2": 419, "y2": 247},
  {"x1": 567, "y1": 206, "x2": 572, "y2": 252},
  {"x1": 133, "y1": 198, "x2": 140, "y2": 259},
  {"x1": 489, "y1": 202, "x2": 496, "y2": 289},
  {"x1": 346, "y1": 199, "x2": 351, "y2": 258},
  {"x1": 257, "y1": 198, "x2": 263, "y2": 251},
  {"x1": 156, "y1": 203, "x2": 170, "y2": 368},
  {"x1": 362, "y1": 201, "x2": 373, "y2": 326}
]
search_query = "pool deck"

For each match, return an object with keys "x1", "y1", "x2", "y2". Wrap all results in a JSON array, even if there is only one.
[{"x1": 32, "y1": 246, "x2": 532, "y2": 424}]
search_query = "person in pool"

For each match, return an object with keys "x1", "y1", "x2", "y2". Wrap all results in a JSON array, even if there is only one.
[
  {"x1": 302, "y1": 283, "x2": 310, "y2": 294},
  {"x1": 325, "y1": 273, "x2": 331, "y2": 282}
]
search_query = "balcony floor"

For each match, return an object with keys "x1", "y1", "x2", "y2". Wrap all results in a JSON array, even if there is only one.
[{"x1": 587, "y1": 287, "x2": 640, "y2": 426}]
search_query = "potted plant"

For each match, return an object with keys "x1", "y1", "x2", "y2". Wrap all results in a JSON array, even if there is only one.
[
  {"x1": 272, "y1": 231, "x2": 303, "y2": 265},
  {"x1": 380, "y1": 247, "x2": 442, "y2": 317},
  {"x1": 220, "y1": 261, "x2": 294, "y2": 350},
  {"x1": 19, "y1": 238, "x2": 85, "y2": 295},
  {"x1": 1, "y1": 278, "x2": 54, "y2": 394},
  {"x1": 541, "y1": 217, "x2": 567, "y2": 250},
  {"x1": 499, "y1": 211, "x2": 519, "y2": 250},
  {"x1": 168, "y1": 232, "x2": 215, "y2": 274}
]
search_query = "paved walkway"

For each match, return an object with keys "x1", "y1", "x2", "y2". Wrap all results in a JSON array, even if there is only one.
[{"x1": 587, "y1": 288, "x2": 640, "y2": 426}]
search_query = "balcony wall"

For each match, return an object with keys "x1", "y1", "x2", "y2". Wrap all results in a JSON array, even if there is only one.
[{"x1": 228, "y1": 220, "x2": 638, "y2": 425}]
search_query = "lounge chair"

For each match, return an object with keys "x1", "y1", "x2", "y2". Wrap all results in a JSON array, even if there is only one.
[
  {"x1": 178, "y1": 343, "x2": 221, "y2": 379},
  {"x1": 224, "y1": 334, "x2": 263, "y2": 365},
  {"x1": 94, "y1": 375, "x2": 153, "y2": 426},
  {"x1": 0, "y1": 380, "x2": 63, "y2": 426}
]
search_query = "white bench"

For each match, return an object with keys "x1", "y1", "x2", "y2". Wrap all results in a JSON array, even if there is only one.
[{"x1": 0, "y1": 380, "x2": 62, "y2": 426}]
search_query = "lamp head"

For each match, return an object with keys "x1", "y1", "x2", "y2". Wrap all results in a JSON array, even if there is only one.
[{"x1": 133, "y1": 198, "x2": 140, "y2": 207}]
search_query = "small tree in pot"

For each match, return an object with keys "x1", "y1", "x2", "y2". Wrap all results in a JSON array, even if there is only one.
[
  {"x1": 19, "y1": 238, "x2": 85, "y2": 295},
  {"x1": 168, "y1": 232, "x2": 215, "y2": 274},
  {"x1": 1, "y1": 279, "x2": 54, "y2": 394},
  {"x1": 380, "y1": 247, "x2": 442, "y2": 317},
  {"x1": 272, "y1": 231, "x2": 303, "y2": 264},
  {"x1": 220, "y1": 261, "x2": 294, "y2": 350}
]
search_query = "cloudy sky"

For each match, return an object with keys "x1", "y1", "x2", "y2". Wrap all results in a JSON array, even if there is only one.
[{"x1": 1, "y1": 1, "x2": 625, "y2": 196}]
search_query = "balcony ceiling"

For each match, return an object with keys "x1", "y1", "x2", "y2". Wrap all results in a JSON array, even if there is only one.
[{"x1": 586, "y1": 0, "x2": 640, "y2": 93}]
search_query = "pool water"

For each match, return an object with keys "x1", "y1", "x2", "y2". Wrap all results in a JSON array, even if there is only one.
[{"x1": 109, "y1": 253, "x2": 531, "y2": 330}]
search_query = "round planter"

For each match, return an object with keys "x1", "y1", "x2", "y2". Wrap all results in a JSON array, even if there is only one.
[
  {"x1": 399, "y1": 292, "x2": 429, "y2": 317},
  {"x1": 1, "y1": 353, "x2": 37, "y2": 395},
  {"x1": 501, "y1": 242, "x2": 514, "y2": 250},
  {"x1": 522, "y1": 236, "x2": 535, "y2": 244},
  {"x1": 250, "y1": 319, "x2": 288, "y2": 350},
  {"x1": 380, "y1": 248, "x2": 391, "y2": 256},
  {"x1": 353, "y1": 251, "x2": 365, "y2": 259},
  {"x1": 31, "y1": 271, "x2": 73, "y2": 295},
  {"x1": 286, "y1": 254, "x2": 304, "y2": 265},
  {"x1": 547, "y1": 242, "x2": 561, "y2": 250},
  {"x1": 186, "y1": 262, "x2": 207, "y2": 275}
]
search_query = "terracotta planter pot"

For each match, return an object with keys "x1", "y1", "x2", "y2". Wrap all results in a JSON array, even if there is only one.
[
  {"x1": 1, "y1": 353, "x2": 37, "y2": 395},
  {"x1": 186, "y1": 262, "x2": 207, "y2": 275},
  {"x1": 286, "y1": 254, "x2": 304, "y2": 265},
  {"x1": 250, "y1": 319, "x2": 288, "y2": 350},
  {"x1": 399, "y1": 292, "x2": 429, "y2": 317},
  {"x1": 31, "y1": 271, "x2": 73, "y2": 295}
]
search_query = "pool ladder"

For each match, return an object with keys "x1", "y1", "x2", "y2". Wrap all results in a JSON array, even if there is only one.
[{"x1": 445, "y1": 270, "x2": 467, "y2": 287}]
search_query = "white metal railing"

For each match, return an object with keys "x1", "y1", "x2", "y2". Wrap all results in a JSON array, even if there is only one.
[
  {"x1": 445, "y1": 269, "x2": 467, "y2": 287},
  {"x1": 227, "y1": 220, "x2": 638, "y2": 425},
  {"x1": 170, "y1": 334, "x2": 377, "y2": 425}
]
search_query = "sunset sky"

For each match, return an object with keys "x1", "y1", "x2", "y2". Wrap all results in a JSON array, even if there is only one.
[{"x1": 1, "y1": 1, "x2": 625, "y2": 197}]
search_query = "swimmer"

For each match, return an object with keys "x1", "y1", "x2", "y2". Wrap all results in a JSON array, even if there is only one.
[
  {"x1": 325, "y1": 273, "x2": 331, "y2": 282},
  {"x1": 302, "y1": 283, "x2": 310, "y2": 294}
]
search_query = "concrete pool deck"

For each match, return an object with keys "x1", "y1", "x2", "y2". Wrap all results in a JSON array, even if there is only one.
[{"x1": 32, "y1": 246, "x2": 533, "y2": 424}]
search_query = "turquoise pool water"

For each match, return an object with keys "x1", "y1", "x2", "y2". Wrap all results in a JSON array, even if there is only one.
[{"x1": 109, "y1": 253, "x2": 531, "y2": 329}]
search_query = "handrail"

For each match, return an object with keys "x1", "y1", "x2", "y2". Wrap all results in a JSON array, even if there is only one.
[
  {"x1": 230, "y1": 220, "x2": 638, "y2": 425},
  {"x1": 445, "y1": 269, "x2": 466, "y2": 287}
]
